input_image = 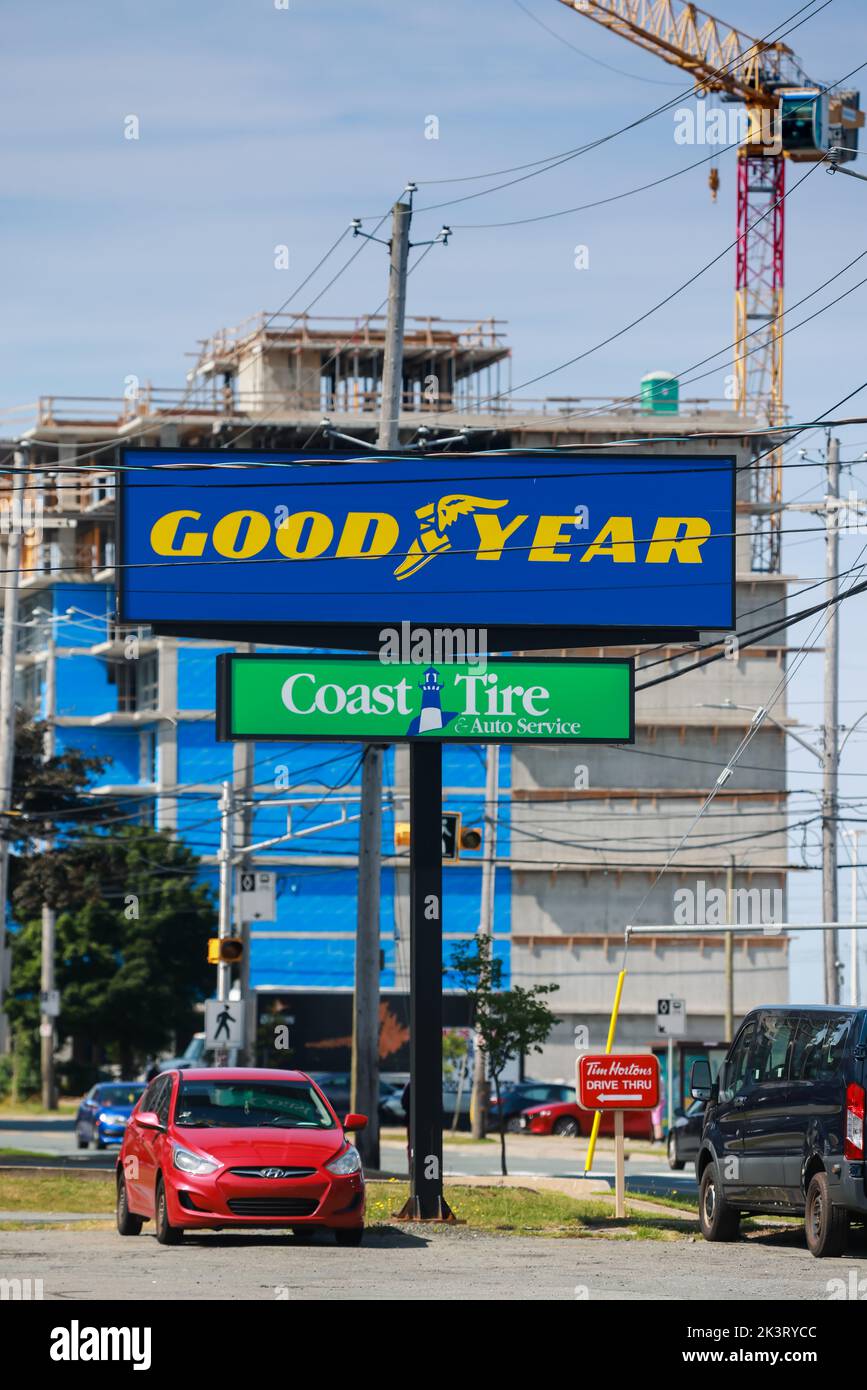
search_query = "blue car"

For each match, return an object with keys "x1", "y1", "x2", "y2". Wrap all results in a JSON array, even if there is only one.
[{"x1": 75, "y1": 1083, "x2": 145, "y2": 1150}]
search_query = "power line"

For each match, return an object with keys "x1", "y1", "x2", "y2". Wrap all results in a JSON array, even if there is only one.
[
  {"x1": 407, "y1": 2, "x2": 834, "y2": 206},
  {"x1": 452, "y1": 138, "x2": 739, "y2": 229}
]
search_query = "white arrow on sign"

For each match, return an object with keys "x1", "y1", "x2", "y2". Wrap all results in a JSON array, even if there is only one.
[{"x1": 594, "y1": 1093, "x2": 642, "y2": 1104}]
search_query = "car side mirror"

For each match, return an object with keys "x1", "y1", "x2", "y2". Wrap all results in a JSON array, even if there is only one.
[
  {"x1": 690, "y1": 1059, "x2": 713, "y2": 1102},
  {"x1": 343, "y1": 1113, "x2": 368, "y2": 1131},
  {"x1": 135, "y1": 1110, "x2": 164, "y2": 1131}
]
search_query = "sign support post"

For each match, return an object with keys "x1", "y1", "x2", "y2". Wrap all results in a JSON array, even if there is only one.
[
  {"x1": 351, "y1": 745, "x2": 384, "y2": 1171},
  {"x1": 398, "y1": 740, "x2": 455, "y2": 1222},
  {"x1": 667, "y1": 1036, "x2": 674, "y2": 1136},
  {"x1": 577, "y1": 1052, "x2": 659, "y2": 1224},
  {"x1": 614, "y1": 1110, "x2": 625, "y2": 1219}
]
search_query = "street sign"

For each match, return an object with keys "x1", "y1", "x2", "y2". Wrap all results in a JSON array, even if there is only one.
[
  {"x1": 236, "y1": 870, "x2": 276, "y2": 923},
  {"x1": 656, "y1": 996, "x2": 687, "y2": 1037},
  {"x1": 40, "y1": 989, "x2": 60, "y2": 1018},
  {"x1": 217, "y1": 654, "x2": 634, "y2": 744},
  {"x1": 117, "y1": 448, "x2": 735, "y2": 646},
  {"x1": 205, "y1": 998, "x2": 245, "y2": 1050},
  {"x1": 576, "y1": 1053, "x2": 660, "y2": 1110}
]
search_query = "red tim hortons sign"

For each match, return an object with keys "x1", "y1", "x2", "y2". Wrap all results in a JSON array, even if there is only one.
[{"x1": 576, "y1": 1054, "x2": 660, "y2": 1111}]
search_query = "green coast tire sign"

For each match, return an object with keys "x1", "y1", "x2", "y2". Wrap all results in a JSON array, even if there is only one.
[{"x1": 217, "y1": 655, "x2": 633, "y2": 744}]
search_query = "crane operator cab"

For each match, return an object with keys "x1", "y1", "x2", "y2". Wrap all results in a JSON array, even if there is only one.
[{"x1": 748, "y1": 86, "x2": 863, "y2": 161}]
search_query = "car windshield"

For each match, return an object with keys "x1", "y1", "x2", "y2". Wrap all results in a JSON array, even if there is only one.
[
  {"x1": 95, "y1": 1085, "x2": 144, "y2": 1107},
  {"x1": 173, "y1": 1079, "x2": 336, "y2": 1130}
]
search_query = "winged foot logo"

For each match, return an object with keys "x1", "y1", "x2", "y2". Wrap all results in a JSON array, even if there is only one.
[{"x1": 393, "y1": 495, "x2": 507, "y2": 580}]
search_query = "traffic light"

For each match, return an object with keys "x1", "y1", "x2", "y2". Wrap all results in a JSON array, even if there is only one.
[
  {"x1": 207, "y1": 937, "x2": 244, "y2": 965},
  {"x1": 395, "y1": 814, "x2": 483, "y2": 861}
]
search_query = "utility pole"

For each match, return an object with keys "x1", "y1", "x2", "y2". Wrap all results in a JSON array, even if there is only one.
[
  {"x1": 214, "y1": 781, "x2": 235, "y2": 1067},
  {"x1": 350, "y1": 194, "x2": 412, "y2": 1167},
  {"x1": 0, "y1": 448, "x2": 27, "y2": 1055},
  {"x1": 724, "y1": 857, "x2": 735, "y2": 1040},
  {"x1": 844, "y1": 827, "x2": 860, "y2": 1006},
  {"x1": 217, "y1": 781, "x2": 234, "y2": 1004},
  {"x1": 471, "y1": 745, "x2": 499, "y2": 1139},
  {"x1": 40, "y1": 622, "x2": 57, "y2": 1109},
  {"x1": 823, "y1": 436, "x2": 840, "y2": 1004},
  {"x1": 378, "y1": 198, "x2": 412, "y2": 451}
]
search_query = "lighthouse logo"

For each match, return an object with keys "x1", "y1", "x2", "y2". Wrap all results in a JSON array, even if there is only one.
[{"x1": 407, "y1": 666, "x2": 459, "y2": 735}]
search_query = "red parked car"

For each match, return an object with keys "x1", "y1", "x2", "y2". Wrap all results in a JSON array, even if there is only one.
[
  {"x1": 116, "y1": 1068, "x2": 367, "y2": 1246},
  {"x1": 519, "y1": 1100, "x2": 654, "y2": 1140}
]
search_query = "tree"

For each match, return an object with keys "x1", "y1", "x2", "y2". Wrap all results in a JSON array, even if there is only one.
[
  {"x1": 8, "y1": 826, "x2": 216, "y2": 1084},
  {"x1": 449, "y1": 934, "x2": 559, "y2": 1176},
  {"x1": 2, "y1": 714, "x2": 112, "y2": 855}
]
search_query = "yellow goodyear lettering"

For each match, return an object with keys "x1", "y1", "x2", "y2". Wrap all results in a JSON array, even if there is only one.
[
  {"x1": 146, "y1": 506, "x2": 715, "y2": 568},
  {"x1": 212, "y1": 510, "x2": 271, "y2": 559},
  {"x1": 580, "y1": 517, "x2": 635, "y2": 564},
  {"x1": 334, "y1": 512, "x2": 399, "y2": 558},
  {"x1": 473, "y1": 512, "x2": 528, "y2": 561},
  {"x1": 527, "y1": 516, "x2": 576, "y2": 563},
  {"x1": 645, "y1": 517, "x2": 712, "y2": 563},
  {"x1": 149, "y1": 510, "x2": 207, "y2": 557},
  {"x1": 276, "y1": 511, "x2": 334, "y2": 559}
]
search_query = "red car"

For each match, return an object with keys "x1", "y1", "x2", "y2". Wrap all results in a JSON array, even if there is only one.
[
  {"x1": 519, "y1": 1100, "x2": 653, "y2": 1141},
  {"x1": 116, "y1": 1068, "x2": 367, "y2": 1246}
]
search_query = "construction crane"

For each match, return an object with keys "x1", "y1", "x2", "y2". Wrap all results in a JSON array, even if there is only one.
[{"x1": 558, "y1": 0, "x2": 863, "y2": 572}]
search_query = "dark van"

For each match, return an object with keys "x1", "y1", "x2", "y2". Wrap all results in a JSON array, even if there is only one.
[{"x1": 691, "y1": 1005, "x2": 867, "y2": 1257}]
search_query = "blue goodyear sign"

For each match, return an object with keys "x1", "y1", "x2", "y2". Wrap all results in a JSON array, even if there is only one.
[{"x1": 117, "y1": 449, "x2": 735, "y2": 633}]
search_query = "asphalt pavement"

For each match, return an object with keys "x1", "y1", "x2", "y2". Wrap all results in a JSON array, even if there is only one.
[{"x1": 1, "y1": 1225, "x2": 862, "y2": 1300}]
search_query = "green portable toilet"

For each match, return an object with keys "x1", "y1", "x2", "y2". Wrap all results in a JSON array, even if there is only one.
[{"x1": 640, "y1": 370, "x2": 679, "y2": 414}]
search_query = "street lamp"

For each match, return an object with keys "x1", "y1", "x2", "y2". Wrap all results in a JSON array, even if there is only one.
[{"x1": 700, "y1": 699, "x2": 859, "y2": 1004}]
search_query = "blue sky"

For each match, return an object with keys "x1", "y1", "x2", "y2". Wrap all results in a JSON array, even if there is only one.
[{"x1": 4, "y1": 0, "x2": 867, "y2": 1001}]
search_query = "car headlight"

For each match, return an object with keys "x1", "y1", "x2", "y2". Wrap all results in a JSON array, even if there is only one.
[
  {"x1": 325, "y1": 1145, "x2": 362, "y2": 1176},
  {"x1": 172, "y1": 1145, "x2": 220, "y2": 1175},
  {"x1": 537, "y1": 1109, "x2": 551, "y2": 1117}
]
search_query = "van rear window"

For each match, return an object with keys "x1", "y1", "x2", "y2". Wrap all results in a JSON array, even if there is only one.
[{"x1": 790, "y1": 1014, "x2": 854, "y2": 1082}]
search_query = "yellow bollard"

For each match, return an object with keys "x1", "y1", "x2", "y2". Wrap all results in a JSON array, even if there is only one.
[{"x1": 583, "y1": 968, "x2": 626, "y2": 1173}]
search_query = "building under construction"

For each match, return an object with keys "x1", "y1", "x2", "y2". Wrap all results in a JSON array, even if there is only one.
[{"x1": 0, "y1": 308, "x2": 792, "y2": 1090}]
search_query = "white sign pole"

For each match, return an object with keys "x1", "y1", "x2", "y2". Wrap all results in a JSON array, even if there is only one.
[
  {"x1": 614, "y1": 1110, "x2": 625, "y2": 1219},
  {"x1": 667, "y1": 1036, "x2": 674, "y2": 1135}
]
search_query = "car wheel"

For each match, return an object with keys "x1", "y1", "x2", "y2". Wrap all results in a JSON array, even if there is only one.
[
  {"x1": 805, "y1": 1171, "x2": 849, "y2": 1258},
  {"x1": 667, "y1": 1133, "x2": 685, "y2": 1170},
  {"x1": 698, "y1": 1164, "x2": 740, "y2": 1242},
  {"x1": 116, "y1": 1173, "x2": 144, "y2": 1237},
  {"x1": 75, "y1": 1129, "x2": 88, "y2": 1151},
  {"x1": 552, "y1": 1116, "x2": 580, "y2": 1137},
  {"x1": 335, "y1": 1227, "x2": 364, "y2": 1247},
  {"x1": 154, "y1": 1175, "x2": 183, "y2": 1246},
  {"x1": 94, "y1": 1132, "x2": 107, "y2": 1151}
]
